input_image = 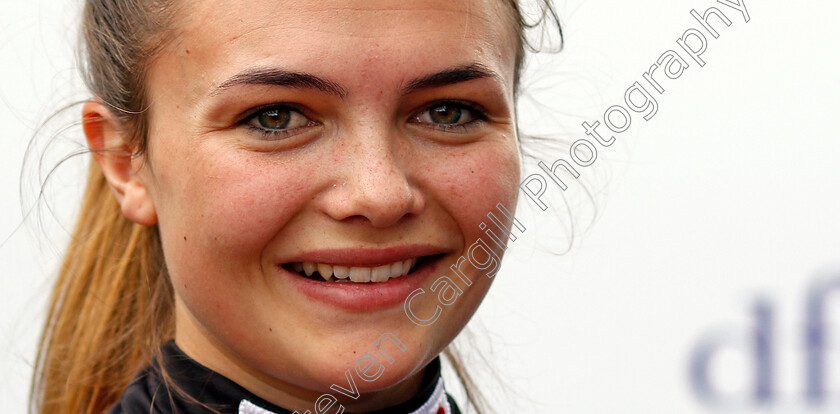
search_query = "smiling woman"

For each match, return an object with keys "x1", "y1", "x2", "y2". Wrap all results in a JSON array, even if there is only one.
[{"x1": 30, "y1": 1, "x2": 561, "y2": 414}]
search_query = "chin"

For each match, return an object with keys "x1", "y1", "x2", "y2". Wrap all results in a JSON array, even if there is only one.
[{"x1": 288, "y1": 341, "x2": 434, "y2": 399}]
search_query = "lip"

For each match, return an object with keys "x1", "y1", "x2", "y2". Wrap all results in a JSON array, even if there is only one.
[
  {"x1": 282, "y1": 245, "x2": 449, "y2": 267},
  {"x1": 279, "y1": 246, "x2": 449, "y2": 311}
]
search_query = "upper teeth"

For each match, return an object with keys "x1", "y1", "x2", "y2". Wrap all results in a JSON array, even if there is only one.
[{"x1": 292, "y1": 258, "x2": 418, "y2": 283}]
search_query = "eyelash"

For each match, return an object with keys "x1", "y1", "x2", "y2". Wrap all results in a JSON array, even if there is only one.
[{"x1": 239, "y1": 100, "x2": 489, "y2": 139}]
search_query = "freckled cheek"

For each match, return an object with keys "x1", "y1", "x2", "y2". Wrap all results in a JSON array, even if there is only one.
[
  {"x1": 432, "y1": 147, "x2": 520, "y2": 242},
  {"x1": 164, "y1": 162, "x2": 312, "y2": 275},
  {"x1": 425, "y1": 147, "x2": 519, "y2": 343}
]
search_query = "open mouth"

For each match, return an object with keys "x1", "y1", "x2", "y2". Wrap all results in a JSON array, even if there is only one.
[{"x1": 281, "y1": 254, "x2": 442, "y2": 283}]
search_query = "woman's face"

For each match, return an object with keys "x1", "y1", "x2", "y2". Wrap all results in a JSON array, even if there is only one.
[{"x1": 137, "y1": 0, "x2": 519, "y2": 409}]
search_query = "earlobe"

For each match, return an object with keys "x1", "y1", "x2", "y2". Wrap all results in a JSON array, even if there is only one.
[
  {"x1": 121, "y1": 180, "x2": 159, "y2": 226},
  {"x1": 82, "y1": 98, "x2": 158, "y2": 226}
]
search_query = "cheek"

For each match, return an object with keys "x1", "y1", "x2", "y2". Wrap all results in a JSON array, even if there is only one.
[
  {"x1": 426, "y1": 141, "x2": 521, "y2": 240},
  {"x1": 152, "y1": 145, "x2": 311, "y2": 296},
  {"x1": 411, "y1": 139, "x2": 521, "y2": 339}
]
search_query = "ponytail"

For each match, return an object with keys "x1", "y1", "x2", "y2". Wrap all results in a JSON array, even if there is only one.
[{"x1": 31, "y1": 161, "x2": 173, "y2": 414}]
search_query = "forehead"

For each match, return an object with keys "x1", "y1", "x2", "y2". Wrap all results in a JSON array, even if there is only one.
[{"x1": 153, "y1": 0, "x2": 518, "y2": 100}]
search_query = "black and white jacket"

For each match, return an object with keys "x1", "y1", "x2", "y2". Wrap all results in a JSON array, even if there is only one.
[{"x1": 107, "y1": 341, "x2": 461, "y2": 414}]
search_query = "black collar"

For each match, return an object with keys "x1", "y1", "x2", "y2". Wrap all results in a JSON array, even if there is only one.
[{"x1": 108, "y1": 341, "x2": 460, "y2": 414}]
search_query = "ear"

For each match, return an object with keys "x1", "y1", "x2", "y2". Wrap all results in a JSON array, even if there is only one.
[{"x1": 82, "y1": 98, "x2": 158, "y2": 226}]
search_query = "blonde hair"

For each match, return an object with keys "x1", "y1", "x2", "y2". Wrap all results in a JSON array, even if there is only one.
[{"x1": 30, "y1": 1, "x2": 562, "y2": 413}]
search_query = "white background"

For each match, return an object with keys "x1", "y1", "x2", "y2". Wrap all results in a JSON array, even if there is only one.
[{"x1": 2, "y1": 0, "x2": 839, "y2": 413}]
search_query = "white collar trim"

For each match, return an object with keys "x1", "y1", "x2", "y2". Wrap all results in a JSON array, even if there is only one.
[{"x1": 238, "y1": 377, "x2": 452, "y2": 414}]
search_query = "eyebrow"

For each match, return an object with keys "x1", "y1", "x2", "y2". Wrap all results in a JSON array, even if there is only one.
[
  {"x1": 209, "y1": 68, "x2": 349, "y2": 98},
  {"x1": 401, "y1": 63, "x2": 500, "y2": 94},
  {"x1": 208, "y1": 63, "x2": 499, "y2": 98}
]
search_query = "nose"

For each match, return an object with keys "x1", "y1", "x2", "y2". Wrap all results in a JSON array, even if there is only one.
[{"x1": 319, "y1": 131, "x2": 425, "y2": 228}]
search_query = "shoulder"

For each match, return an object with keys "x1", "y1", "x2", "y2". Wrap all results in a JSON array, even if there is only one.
[{"x1": 106, "y1": 365, "x2": 173, "y2": 414}]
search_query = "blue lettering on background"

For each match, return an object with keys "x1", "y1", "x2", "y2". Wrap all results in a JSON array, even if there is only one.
[{"x1": 689, "y1": 268, "x2": 840, "y2": 409}]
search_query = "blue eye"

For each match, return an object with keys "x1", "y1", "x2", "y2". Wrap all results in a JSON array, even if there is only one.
[
  {"x1": 414, "y1": 101, "x2": 487, "y2": 132},
  {"x1": 243, "y1": 105, "x2": 315, "y2": 139}
]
